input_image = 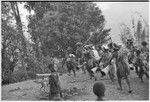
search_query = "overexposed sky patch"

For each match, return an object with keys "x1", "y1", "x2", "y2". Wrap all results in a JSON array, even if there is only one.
[
  {"x1": 95, "y1": 2, "x2": 149, "y2": 44},
  {"x1": 18, "y1": 3, "x2": 30, "y2": 39},
  {"x1": 95, "y1": 2, "x2": 117, "y2": 11}
]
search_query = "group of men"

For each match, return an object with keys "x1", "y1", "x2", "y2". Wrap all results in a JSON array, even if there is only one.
[
  {"x1": 65, "y1": 39, "x2": 149, "y2": 93},
  {"x1": 46, "y1": 38, "x2": 149, "y2": 100},
  {"x1": 66, "y1": 41, "x2": 118, "y2": 79},
  {"x1": 127, "y1": 39, "x2": 149, "y2": 82}
]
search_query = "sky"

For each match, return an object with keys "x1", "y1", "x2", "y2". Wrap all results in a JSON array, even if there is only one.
[
  {"x1": 18, "y1": 2, "x2": 149, "y2": 44},
  {"x1": 95, "y1": 2, "x2": 149, "y2": 44}
]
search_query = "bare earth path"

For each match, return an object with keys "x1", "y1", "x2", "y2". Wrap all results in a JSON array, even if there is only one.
[{"x1": 2, "y1": 70, "x2": 149, "y2": 101}]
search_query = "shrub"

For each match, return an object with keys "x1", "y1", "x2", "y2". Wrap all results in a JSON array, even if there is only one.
[
  {"x1": 10, "y1": 70, "x2": 28, "y2": 83},
  {"x1": 27, "y1": 71, "x2": 37, "y2": 79}
]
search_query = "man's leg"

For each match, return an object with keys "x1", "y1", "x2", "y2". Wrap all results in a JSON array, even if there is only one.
[
  {"x1": 139, "y1": 67, "x2": 144, "y2": 83},
  {"x1": 108, "y1": 66, "x2": 115, "y2": 82},
  {"x1": 117, "y1": 78, "x2": 122, "y2": 90},
  {"x1": 125, "y1": 77, "x2": 132, "y2": 93},
  {"x1": 72, "y1": 68, "x2": 76, "y2": 77},
  {"x1": 135, "y1": 65, "x2": 139, "y2": 77},
  {"x1": 144, "y1": 71, "x2": 149, "y2": 79}
]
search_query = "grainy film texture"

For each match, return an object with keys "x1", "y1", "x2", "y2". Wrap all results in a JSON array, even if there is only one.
[{"x1": 1, "y1": 1, "x2": 149, "y2": 101}]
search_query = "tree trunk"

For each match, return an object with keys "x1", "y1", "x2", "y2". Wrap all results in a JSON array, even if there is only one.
[{"x1": 10, "y1": 2, "x2": 28, "y2": 79}]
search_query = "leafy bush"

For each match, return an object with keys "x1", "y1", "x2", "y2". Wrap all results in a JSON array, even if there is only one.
[
  {"x1": 27, "y1": 71, "x2": 37, "y2": 79},
  {"x1": 10, "y1": 70, "x2": 28, "y2": 83},
  {"x1": 2, "y1": 75, "x2": 10, "y2": 85}
]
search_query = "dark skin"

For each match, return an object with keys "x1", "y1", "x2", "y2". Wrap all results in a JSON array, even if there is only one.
[
  {"x1": 100, "y1": 50, "x2": 115, "y2": 80},
  {"x1": 106, "y1": 49, "x2": 132, "y2": 93},
  {"x1": 84, "y1": 51, "x2": 97, "y2": 80},
  {"x1": 93, "y1": 83, "x2": 105, "y2": 101},
  {"x1": 127, "y1": 46, "x2": 140, "y2": 76},
  {"x1": 96, "y1": 96, "x2": 104, "y2": 101},
  {"x1": 135, "y1": 52, "x2": 149, "y2": 82},
  {"x1": 66, "y1": 59, "x2": 76, "y2": 77},
  {"x1": 48, "y1": 63, "x2": 62, "y2": 100},
  {"x1": 108, "y1": 66, "x2": 115, "y2": 82},
  {"x1": 76, "y1": 45, "x2": 83, "y2": 64}
]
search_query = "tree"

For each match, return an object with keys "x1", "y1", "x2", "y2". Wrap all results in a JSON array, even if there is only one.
[
  {"x1": 136, "y1": 20, "x2": 142, "y2": 46},
  {"x1": 141, "y1": 27, "x2": 147, "y2": 42},
  {"x1": 119, "y1": 22, "x2": 133, "y2": 48},
  {"x1": 25, "y1": 2, "x2": 110, "y2": 58},
  {"x1": 2, "y1": 2, "x2": 36, "y2": 84},
  {"x1": 90, "y1": 29, "x2": 111, "y2": 46},
  {"x1": 131, "y1": 12, "x2": 149, "y2": 47},
  {"x1": 1, "y1": 2, "x2": 21, "y2": 84},
  {"x1": 120, "y1": 12, "x2": 149, "y2": 48},
  {"x1": 10, "y1": 2, "x2": 29, "y2": 78}
]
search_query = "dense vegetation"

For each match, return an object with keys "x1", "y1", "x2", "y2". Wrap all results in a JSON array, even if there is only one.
[{"x1": 1, "y1": 2, "x2": 111, "y2": 85}]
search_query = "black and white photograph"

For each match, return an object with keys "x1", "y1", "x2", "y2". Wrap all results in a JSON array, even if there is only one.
[{"x1": 1, "y1": 0, "x2": 149, "y2": 101}]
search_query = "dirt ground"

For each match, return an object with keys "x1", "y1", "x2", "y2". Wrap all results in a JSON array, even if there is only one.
[{"x1": 1, "y1": 69, "x2": 149, "y2": 101}]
